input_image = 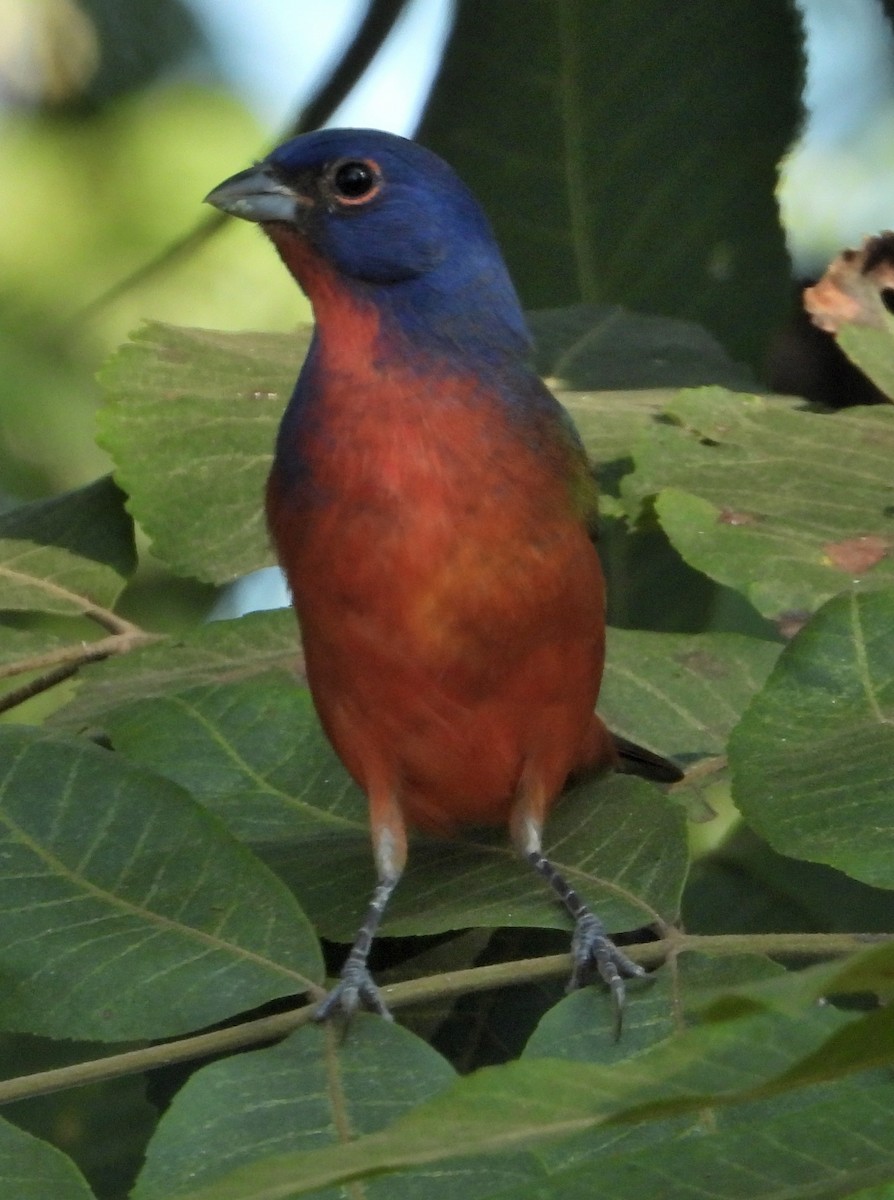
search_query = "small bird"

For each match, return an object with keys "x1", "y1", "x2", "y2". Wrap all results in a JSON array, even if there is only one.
[{"x1": 206, "y1": 129, "x2": 679, "y2": 1031}]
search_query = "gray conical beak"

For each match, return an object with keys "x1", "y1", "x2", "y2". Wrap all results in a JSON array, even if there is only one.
[{"x1": 204, "y1": 165, "x2": 306, "y2": 224}]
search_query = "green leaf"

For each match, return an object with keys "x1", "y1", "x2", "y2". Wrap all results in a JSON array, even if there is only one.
[
  {"x1": 697, "y1": 940, "x2": 894, "y2": 1019},
  {"x1": 524, "y1": 952, "x2": 784, "y2": 1065},
  {"x1": 97, "y1": 323, "x2": 308, "y2": 583},
  {"x1": 0, "y1": 724, "x2": 322, "y2": 1040},
  {"x1": 728, "y1": 588, "x2": 894, "y2": 889},
  {"x1": 839, "y1": 324, "x2": 894, "y2": 403},
  {"x1": 529, "y1": 305, "x2": 757, "y2": 391},
  {"x1": 52, "y1": 610, "x2": 299, "y2": 731},
  {"x1": 0, "y1": 478, "x2": 136, "y2": 615},
  {"x1": 171, "y1": 1000, "x2": 892, "y2": 1200},
  {"x1": 527, "y1": 1074, "x2": 894, "y2": 1200},
  {"x1": 134, "y1": 1018, "x2": 535, "y2": 1200},
  {"x1": 421, "y1": 1, "x2": 803, "y2": 364},
  {"x1": 623, "y1": 388, "x2": 894, "y2": 620},
  {"x1": 97, "y1": 674, "x2": 365, "y2": 847},
  {"x1": 561, "y1": 389, "x2": 680, "y2": 485},
  {"x1": 0, "y1": 1117, "x2": 95, "y2": 1200},
  {"x1": 600, "y1": 627, "x2": 780, "y2": 761},
  {"x1": 683, "y1": 825, "x2": 894, "y2": 937}
]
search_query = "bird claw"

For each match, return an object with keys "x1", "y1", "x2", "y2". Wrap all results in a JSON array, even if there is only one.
[
  {"x1": 314, "y1": 960, "x2": 394, "y2": 1024},
  {"x1": 568, "y1": 911, "x2": 647, "y2": 1038}
]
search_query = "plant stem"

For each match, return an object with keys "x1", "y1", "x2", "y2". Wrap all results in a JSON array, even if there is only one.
[{"x1": 0, "y1": 930, "x2": 888, "y2": 1106}]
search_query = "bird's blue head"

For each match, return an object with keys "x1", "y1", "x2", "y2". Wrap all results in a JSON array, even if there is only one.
[{"x1": 205, "y1": 128, "x2": 531, "y2": 364}]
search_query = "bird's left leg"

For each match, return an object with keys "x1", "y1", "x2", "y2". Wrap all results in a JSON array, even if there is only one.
[
  {"x1": 315, "y1": 785, "x2": 407, "y2": 1024},
  {"x1": 510, "y1": 780, "x2": 646, "y2": 1035}
]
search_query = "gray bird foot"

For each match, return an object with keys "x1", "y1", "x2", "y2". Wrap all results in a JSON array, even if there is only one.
[
  {"x1": 569, "y1": 911, "x2": 647, "y2": 1038},
  {"x1": 314, "y1": 960, "x2": 394, "y2": 1023}
]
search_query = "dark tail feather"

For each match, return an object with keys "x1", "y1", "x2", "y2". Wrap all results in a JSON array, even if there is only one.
[{"x1": 611, "y1": 733, "x2": 684, "y2": 783}]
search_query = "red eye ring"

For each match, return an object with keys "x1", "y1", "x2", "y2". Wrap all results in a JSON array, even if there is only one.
[{"x1": 327, "y1": 158, "x2": 383, "y2": 206}]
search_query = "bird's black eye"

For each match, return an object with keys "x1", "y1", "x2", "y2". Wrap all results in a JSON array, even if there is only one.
[{"x1": 328, "y1": 158, "x2": 382, "y2": 205}]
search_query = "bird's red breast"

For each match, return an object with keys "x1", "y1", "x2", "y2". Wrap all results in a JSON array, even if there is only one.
[{"x1": 266, "y1": 237, "x2": 614, "y2": 836}]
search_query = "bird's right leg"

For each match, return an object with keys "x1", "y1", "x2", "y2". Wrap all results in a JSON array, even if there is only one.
[{"x1": 315, "y1": 786, "x2": 407, "y2": 1023}]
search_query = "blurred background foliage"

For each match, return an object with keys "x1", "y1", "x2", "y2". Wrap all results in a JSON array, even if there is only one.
[{"x1": 1, "y1": 0, "x2": 894, "y2": 505}]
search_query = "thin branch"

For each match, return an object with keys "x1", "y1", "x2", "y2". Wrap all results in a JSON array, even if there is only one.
[
  {"x1": 0, "y1": 930, "x2": 889, "y2": 1107},
  {"x1": 0, "y1": 629, "x2": 157, "y2": 684},
  {"x1": 0, "y1": 628, "x2": 164, "y2": 714},
  {"x1": 0, "y1": 663, "x2": 81, "y2": 714},
  {"x1": 72, "y1": 0, "x2": 416, "y2": 324}
]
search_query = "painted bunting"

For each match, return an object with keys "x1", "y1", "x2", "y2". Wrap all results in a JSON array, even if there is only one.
[{"x1": 206, "y1": 129, "x2": 679, "y2": 1030}]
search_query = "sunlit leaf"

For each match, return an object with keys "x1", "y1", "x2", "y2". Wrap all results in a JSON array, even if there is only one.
[
  {"x1": 601, "y1": 627, "x2": 780, "y2": 761},
  {"x1": 97, "y1": 323, "x2": 307, "y2": 583},
  {"x1": 623, "y1": 389, "x2": 894, "y2": 619}
]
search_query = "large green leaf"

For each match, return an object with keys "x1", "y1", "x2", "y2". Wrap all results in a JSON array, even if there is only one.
[
  {"x1": 623, "y1": 389, "x2": 894, "y2": 620},
  {"x1": 0, "y1": 724, "x2": 322, "y2": 1040},
  {"x1": 528, "y1": 305, "x2": 757, "y2": 391},
  {"x1": 728, "y1": 588, "x2": 894, "y2": 889},
  {"x1": 0, "y1": 478, "x2": 136, "y2": 615},
  {"x1": 0, "y1": 1118, "x2": 94, "y2": 1200},
  {"x1": 421, "y1": 1, "x2": 803, "y2": 365},
  {"x1": 133, "y1": 1018, "x2": 534, "y2": 1200},
  {"x1": 171, "y1": 1000, "x2": 894, "y2": 1200},
  {"x1": 523, "y1": 1075, "x2": 894, "y2": 1200},
  {"x1": 97, "y1": 323, "x2": 308, "y2": 583}
]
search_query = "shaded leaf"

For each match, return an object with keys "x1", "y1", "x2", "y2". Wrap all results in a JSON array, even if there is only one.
[
  {"x1": 0, "y1": 1029, "x2": 156, "y2": 1200},
  {"x1": 683, "y1": 825, "x2": 894, "y2": 937},
  {"x1": 0, "y1": 478, "x2": 136, "y2": 615},
  {"x1": 728, "y1": 588, "x2": 894, "y2": 889},
  {"x1": 526, "y1": 1074, "x2": 894, "y2": 1200},
  {"x1": 421, "y1": 1, "x2": 803, "y2": 364},
  {"x1": 698, "y1": 940, "x2": 894, "y2": 1020},
  {"x1": 0, "y1": 724, "x2": 322, "y2": 1040},
  {"x1": 623, "y1": 388, "x2": 894, "y2": 619},
  {"x1": 97, "y1": 323, "x2": 308, "y2": 583},
  {"x1": 529, "y1": 305, "x2": 757, "y2": 390},
  {"x1": 134, "y1": 1018, "x2": 536, "y2": 1200},
  {"x1": 524, "y1": 952, "x2": 783, "y2": 1065},
  {"x1": 173, "y1": 1000, "x2": 892, "y2": 1200},
  {"x1": 0, "y1": 1117, "x2": 95, "y2": 1200}
]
